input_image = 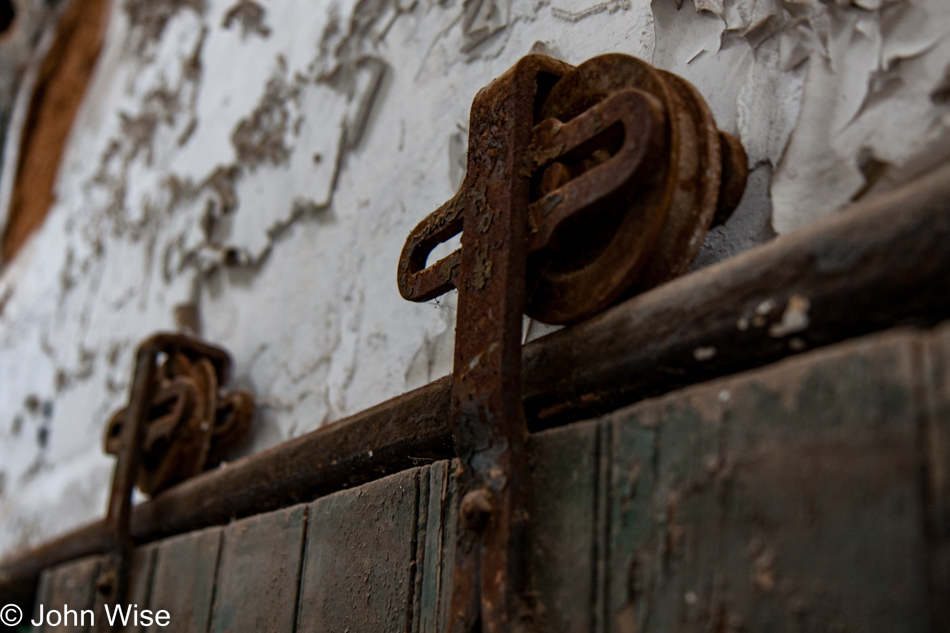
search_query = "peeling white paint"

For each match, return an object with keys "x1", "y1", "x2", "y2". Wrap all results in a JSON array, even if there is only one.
[{"x1": 0, "y1": 0, "x2": 948, "y2": 558}]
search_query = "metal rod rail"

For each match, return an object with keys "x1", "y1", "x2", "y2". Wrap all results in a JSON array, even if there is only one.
[{"x1": 3, "y1": 164, "x2": 950, "y2": 604}]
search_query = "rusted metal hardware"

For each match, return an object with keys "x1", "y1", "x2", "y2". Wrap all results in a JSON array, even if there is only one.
[
  {"x1": 96, "y1": 334, "x2": 252, "y2": 624},
  {"x1": 5, "y1": 161, "x2": 950, "y2": 605},
  {"x1": 103, "y1": 342, "x2": 253, "y2": 496},
  {"x1": 397, "y1": 53, "x2": 746, "y2": 631}
]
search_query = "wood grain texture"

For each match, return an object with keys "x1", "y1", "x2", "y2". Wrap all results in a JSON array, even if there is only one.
[
  {"x1": 34, "y1": 557, "x2": 100, "y2": 633},
  {"x1": 210, "y1": 506, "x2": 306, "y2": 633},
  {"x1": 607, "y1": 329, "x2": 931, "y2": 633},
  {"x1": 148, "y1": 528, "x2": 222, "y2": 633},
  {"x1": 125, "y1": 546, "x2": 157, "y2": 633},
  {"x1": 296, "y1": 468, "x2": 418, "y2": 633},
  {"x1": 92, "y1": 545, "x2": 156, "y2": 633},
  {"x1": 7, "y1": 166, "x2": 950, "y2": 599},
  {"x1": 923, "y1": 323, "x2": 950, "y2": 632},
  {"x1": 527, "y1": 421, "x2": 599, "y2": 633},
  {"x1": 416, "y1": 461, "x2": 453, "y2": 633},
  {"x1": 30, "y1": 569, "x2": 53, "y2": 633},
  {"x1": 22, "y1": 327, "x2": 949, "y2": 631},
  {"x1": 417, "y1": 459, "x2": 460, "y2": 633}
]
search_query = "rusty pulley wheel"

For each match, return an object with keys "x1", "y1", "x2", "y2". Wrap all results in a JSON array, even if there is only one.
[
  {"x1": 524, "y1": 54, "x2": 747, "y2": 324},
  {"x1": 104, "y1": 346, "x2": 254, "y2": 496}
]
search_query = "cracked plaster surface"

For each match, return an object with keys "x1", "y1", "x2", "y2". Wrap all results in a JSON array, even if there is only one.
[{"x1": 0, "y1": 0, "x2": 948, "y2": 557}]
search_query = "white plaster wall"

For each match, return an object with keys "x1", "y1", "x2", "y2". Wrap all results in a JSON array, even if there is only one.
[{"x1": 0, "y1": 0, "x2": 948, "y2": 558}]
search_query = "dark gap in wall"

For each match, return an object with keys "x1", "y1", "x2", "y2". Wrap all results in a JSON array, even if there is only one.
[{"x1": 0, "y1": 0, "x2": 15, "y2": 34}]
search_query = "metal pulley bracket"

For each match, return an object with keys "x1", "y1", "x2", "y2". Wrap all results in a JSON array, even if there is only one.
[
  {"x1": 397, "y1": 53, "x2": 747, "y2": 632},
  {"x1": 96, "y1": 334, "x2": 253, "y2": 628},
  {"x1": 104, "y1": 342, "x2": 253, "y2": 496}
]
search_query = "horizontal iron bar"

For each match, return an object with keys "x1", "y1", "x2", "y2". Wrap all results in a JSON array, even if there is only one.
[{"x1": 3, "y1": 165, "x2": 950, "y2": 603}]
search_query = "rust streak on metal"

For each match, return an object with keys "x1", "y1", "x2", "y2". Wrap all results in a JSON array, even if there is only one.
[
  {"x1": 397, "y1": 53, "x2": 747, "y2": 632},
  {"x1": 3, "y1": 157, "x2": 950, "y2": 606},
  {"x1": 94, "y1": 334, "x2": 253, "y2": 628},
  {"x1": 103, "y1": 342, "x2": 253, "y2": 496},
  {"x1": 7, "y1": 67, "x2": 950, "y2": 616}
]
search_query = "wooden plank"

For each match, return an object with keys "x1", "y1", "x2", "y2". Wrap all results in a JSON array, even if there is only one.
[
  {"x1": 210, "y1": 506, "x2": 306, "y2": 633},
  {"x1": 526, "y1": 421, "x2": 599, "y2": 633},
  {"x1": 123, "y1": 546, "x2": 157, "y2": 633},
  {"x1": 126, "y1": 546, "x2": 156, "y2": 611},
  {"x1": 91, "y1": 545, "x2": 156, "y2": 633},
  {"x1": 30, "y1": 568, "x2": 53, "y2": 633},
  {"x1": 410, "y1": 464, "x2": 431, "y2": 633},
  {"x1": 608, "y1": 330, "x2": 932, "y2": 633},
  {"x1": 148, "y1": 527, "x2": 221, "y2": 633},
  {"x1": 8, "y1": 165, "x2": 950, "y2": 599},
  {"x1": 923, "y1": 323, "x2": 950, "y2": 632},
  {"x1": 296, "y1": 468, "x2": 418, "y2": 633},
  {"x1": 416, "y1": 461, "x2": 452, "y2": 633},
  {"x1": 34, "y1": 557, "x2": 100, "y2": 633},
  {"x1": 604, "y1": 397, "x2": 659, "y2": 633}
]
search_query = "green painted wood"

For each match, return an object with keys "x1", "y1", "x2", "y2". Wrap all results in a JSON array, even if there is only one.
[
  {"x1": 527, "y1": 420, "x2": 599, "y2": 633},
  {"x1": 923, "y1": 324, "x2": 950, "y2": 632},
  {"x1": 34, "y1": 557, "x2": 100, "y2": 633},
  {"x1": 410, "y1": 464, "x2": 432, "y2": 633},
  {"x1": 24, "y1": 327, "x2": 946, "y2": 632},
  {"x1": 416, "y1": 461, "x2": 450, "y2": 633},
  {"x1": 607, "y1": 330, "x2": 931, "y2": 633},
  {"x1": 426, "y1": 460, "x2": 460, "y2": 633},
  {"x1": 148, "y1": 527, "x2": 222, "y2": 633},
  {"x1": 605, "y1": 399, "x2": 658, "y2": 633},
  {"x1": 210, "y1": 506, "x2": 306, "y2": 633},
  {"x1": 296, "y1": 468, "x2": 419, "y2": 633}
]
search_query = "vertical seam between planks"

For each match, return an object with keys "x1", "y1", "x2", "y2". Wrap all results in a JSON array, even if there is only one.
[
  {"x1": 141, "y1": 548, "x2": 157, "y2": 616},
  {"x1": 592, "y1": 419, "x2": 609, "y2": 633},
  {"x1": 204, "y1": 529, "x2": 225, "y2": 633},
  {"x1": 914, "y1": 334, "x2": 949, "y2": 632},
  {"x1": 406, "y1": 470, "x2": 422, "y2": 633},
  {"x1": 714, "y1": 381, "x2": 730, "y2": 633},
  {"x1": 82, "y1": 559, "x2": 101, "y2": 633},
  {"x1": 642, "y1": 414, "x2": 659, "y2": 633},
  {"x1": 435, "y1": 462, "x2": 450, "y2": 631},
  {"x1": 289, "y1": 506, "x2": 310, "y2": 633},
  {"x1": 135, "y1": 547, "x2": 158, "y2": 633}
]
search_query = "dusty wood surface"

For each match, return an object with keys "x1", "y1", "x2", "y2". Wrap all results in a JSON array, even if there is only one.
[
  {"x1": 923, "y1": 323, "x2": 950, "y2": 632},
  {"x1": 30, "y1": 568, "x2": 52, "y2": 631},
  {"x1": 91, "y1": 545, "x2": 155, "y2": 633},
  {"x1": 605, "y1": 329, "x2": 932, "y2": 633},
  {"x1": 123, "y1": 546, "x2": 156, "y2": 633},
  {"x1": 210, "y1": 506, "x2": 306, "y2": 633},
  {"x1": 149, "y1": 528, "x2": 222, "y2": 633},
  {"x1": 527, "y1": 421, "x2": 600, "y2": 633},
  {"x1": 296, "y1": 468, "x2": 418, "y2": 633},
  {"x1": 416, "y1": 460, "x2": 458, "y2": 633},
  {"x1": 17, "y1": 326, "x2": 950, "y2": 631},
  {"x1": 32, "y1": 557, "x2": 100, "y2": 633},
  {"x1": 3, "y1": 166, "x2": 950, "y2": 599}
]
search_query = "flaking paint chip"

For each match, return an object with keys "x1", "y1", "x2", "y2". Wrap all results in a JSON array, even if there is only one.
[{"x1": 769, "y1": 295, "x2": 811, "y2": 337}]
